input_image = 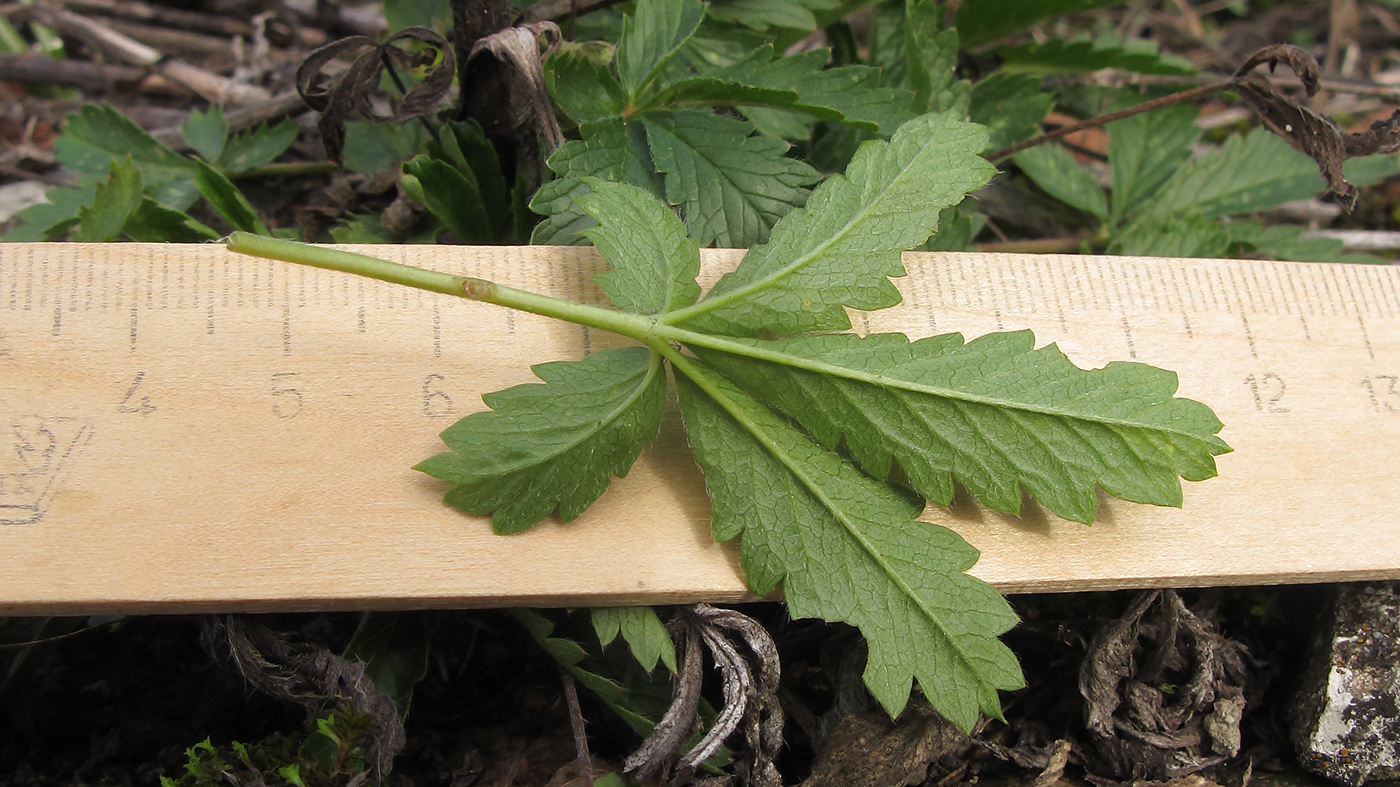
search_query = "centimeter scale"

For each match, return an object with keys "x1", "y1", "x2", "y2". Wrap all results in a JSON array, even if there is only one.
[{"x1": 1, "y1": 243, "x2": 1398, "y2": 614}]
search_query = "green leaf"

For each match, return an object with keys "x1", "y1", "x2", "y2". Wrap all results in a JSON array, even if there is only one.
[
  {"x1": 218, "y1": 119, "x2": 300, "y2": 174},
  {"x1": 180, "y1": 105, "x2": 229, "y2": 162},
  {"x1": 617, "y1": 0, "x2": 707, "y2": 101},
  {"x1": 955, "y1": 0, "x2": 1130, "y2": 49},
  {"x1": 708, "y1": 0, "x2": 817, "y2": 31},
  {"x1": 74, "y1": 157, "x2": 143, "y2": 242},
  {"x1": 341, "y1": 120, "x2": 429, "y2": 176},
  {"x1": 642, "y1": 109, "x2": 820, "y2": 247},
  {"x1": 193, "y1": 160, "x2": 269, "y2": 235},
  {"x1": 921, "y1": 198, "x2": 985, "y2": 252},
  {"x1": 402, "y1": 154, "x2": 493, "y2": 243},
  {"x1": 416, "y1": 347, "x2": 667, "y2": 534},
  {"x1": 996, "y1": 37, "x2": 1196, "y2": 76},
  {"x1": 530, "y1": 118, "x2": 660, "y2": 246},
  {"x1": 385, "y1": 0, "x2": 450, "y2": 31},
  {"x1": 905, "y1": 3, "x2": 970, "y2": 116},
  {"x1": 1137, "y1": 127, "x2": 1323, "y2": 220},
  {"x1": 1110, "y1": 211, "x2": 1231, "y2": 258},
  {"x1": 675, "y1": 362, "x2": 1023, "y2": 728},
  {"x1": 692, "y1": 330, "x2": 1228, "y2": 523},
  {"x1": 968, "y1": 73, "x2": 1053, "y2": 152},
  {"x1": 576, "y1": 178, "x2": 701, "y2": 314},
  {"x1": 546, "y1": 44, "x2": 627, "y2": 124},
  {"x1": 592, "y1": 607, "x2": 678, "y2": 672},
  {"x1": 1014, "y1": 144, "x2": 1107, "y2": 219},
  {"x1": 2, "y1": 180, "x2": 96, "y2": 241},
  {"x1": 56, "y1": 104, "x2": 199, "y2": 209},
  {"x1": 123, "y1": 199, "x2": 219, "y2": 242},
  {"x1": 441, "y1": 120, "x2": 511, "y2": 236},
  {"x1": 1106, "y1": 102, "x2": 1199, "y2": 225},
  {"x1": 670, "y1": 111, "x2": 993, "y2": 336},
  {"x1": 1343, "y1": 153, "x2": 1400, "y2": 188},
  {"x1": 342, "y1": 612, "x2": 432, "y2": 721},
  {"x1": 659, "y1": 46, "x2": 914, "y2": 134},
  {"x1": 1224, "y1": 219, "x2": 1384, "y2": 264},
  {"x1": 510, "y1": 609, "x2": 661, "y2": 736}
]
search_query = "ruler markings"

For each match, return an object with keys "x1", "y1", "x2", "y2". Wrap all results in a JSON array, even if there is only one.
[
  {"x1": 1106, "y1": 259, "x2": 1126, "y2": 314},
  {"x1": 433, "y1": 302, "x2": 442, "y2": 359},
  {"x1": 1362, "y1": 265, "x2": 1389, "y2": 316},
  {"x1": 1376, "y1": 265, "x2": 1400, "y2": 317},
  {"x1": 1323, "y1": 263, "x2": 1344, "y2": 316},
  {"x1": 1339, "y1": 264, "x2": 1366, "y2": 320},
  {"x1": 1167, "y1": 268, "x2": 1192, "y2": 337},
  {"x1": 1360, "y1": 265, "x2": 1391, "y2": 317},
  {"x1": 1357, "y1": 314, "x2": 1376, "y2": 361},
  {"x1": 1240, "y1": 313, "x2": 1258, "y2": 359},
  {"x1": 1249, "y1": 263, "x2": 1274, "y2": 313},
  {"x1": 1226, "y1": 266, "x2": 1247, "y2": 315}
]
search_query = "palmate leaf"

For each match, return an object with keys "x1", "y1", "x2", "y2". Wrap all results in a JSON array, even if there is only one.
[
  {"x1": 675, "y1": 362, "x2": 1023, "y2": 729},
  {"x1": 668, "y1": 111, "x2": 994, "y2": 336},
  {"x1": 415, "y1": 347, "x2": 667, "y2": 534},
  {"x1": 691, "y1": 331, "x2": 1229, "y2": 524}
]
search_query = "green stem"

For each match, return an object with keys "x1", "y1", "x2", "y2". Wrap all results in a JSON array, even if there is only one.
[
  {"x1": 223, "y1": 238, "x2": 1204, "y2": 435},
  {"x1": 225, "y1": 233, "x2": 470, "y2": 297}
]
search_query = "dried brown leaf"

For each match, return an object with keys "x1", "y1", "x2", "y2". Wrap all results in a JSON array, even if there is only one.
[
  {"x1": 1231, "y1": 45, "x2": 1364, "y2": 209},
  {"x1": 295, "y1": 27, "x2": 454, "y2": 163},
  {"x1": 1232, "y1": 43, "x2": 1321, "y2": 95}
]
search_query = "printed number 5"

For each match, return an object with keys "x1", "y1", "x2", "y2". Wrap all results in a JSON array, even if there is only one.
[{"x1": 272, "y1": 372, "x2": 303, "y2": 419}]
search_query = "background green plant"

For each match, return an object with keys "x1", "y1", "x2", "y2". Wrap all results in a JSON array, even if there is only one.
[{"x1": 3, "y1": 0, "x2": 1398, "y2": 781}]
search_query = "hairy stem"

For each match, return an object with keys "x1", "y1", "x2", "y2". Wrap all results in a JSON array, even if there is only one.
[
  {"x1": 225, "y1": 237, "x2": 1214, "y2": 438},
  {"x1": 226, "y1": 232, "x2": 469, "y2": 297}
]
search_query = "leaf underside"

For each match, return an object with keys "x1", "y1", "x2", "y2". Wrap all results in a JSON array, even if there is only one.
[
  {"x1": 675, "y1": 364, "x2": 1023, "y2": 728},
  {"x1": 692, "y1": 331, "x2": 1229, "y2": 524},
  {"x1": 428, "y1": 108, "x2": 1229, "y2": 731},
  {"x1": 416, "y1": 347, "x2": 666, "y2": 534}
]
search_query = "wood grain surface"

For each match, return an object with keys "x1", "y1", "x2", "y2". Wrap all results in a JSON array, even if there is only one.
[{"x1": 2, "y1": 243, "x2": 1398, "y2": 614}]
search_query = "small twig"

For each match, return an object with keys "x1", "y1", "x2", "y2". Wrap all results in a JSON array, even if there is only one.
[
  {"x1": 986, "y1": 81, "x2": 1228, "y2": 162},
  {"x1": 16, "y1": 5, "x2": 271, "y2": 105},
  {"x1": 151, "y1": 90, "x2": 309, "y2": 149},
  {"x1": 0, "y1": 618, "x2": 121, "y2": 650},
  {"x1": 558, "y1": 664, "x2": 594, "y2": 787}
]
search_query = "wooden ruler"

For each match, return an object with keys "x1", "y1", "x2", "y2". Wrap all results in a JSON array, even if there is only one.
[{"x1": 2, "y1": 243, "x2": 1398, "y2": 614}]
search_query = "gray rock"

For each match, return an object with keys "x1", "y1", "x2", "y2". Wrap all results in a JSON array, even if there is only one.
[{"x1": 1292, "y1": 583, "x2": 1400, "y2": 786}]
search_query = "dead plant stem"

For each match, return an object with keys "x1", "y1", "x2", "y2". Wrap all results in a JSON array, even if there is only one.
[{"x1": 986, "y1": 81, "x2": 1228, "y2": 162}]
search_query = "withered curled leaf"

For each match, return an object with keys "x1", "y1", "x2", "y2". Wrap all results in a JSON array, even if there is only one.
[
  {"x1": 1231, "y1": 44, "x2": 1400, "y2": 211},
  {"x1": 296, "y1": 27, "x2": 455, "y2": 163}
]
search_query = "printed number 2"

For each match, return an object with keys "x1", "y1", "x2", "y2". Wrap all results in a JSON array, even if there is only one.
[
  {"x1": 1361, "y1": 375, "x2": 1400, "y2": 413},
  {"x1": 1244, "y1": 373, "x2": 1288, "y2": 413},
  {"x1": 271, "y1": 372, "x2": 303, "y2": 419}
]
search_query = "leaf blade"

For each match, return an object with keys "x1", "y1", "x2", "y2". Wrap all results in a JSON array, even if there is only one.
[
  {"x1": 641, "y1": 109, "x2": 820, "y2": 248},
  {"x1": 689, "y1": 330, "x2": 1230, "y2": 523},
  {"x1": 576, "y1": 178, "x2": 702, "y2": 314},
  {"x1": 675, "y1": 360, "x2": 1023, "y2": 728},
  {"x1": 670, "y1": 111, "x2": 994, "y2": 336},
  {"x1": 416, "y1": 347, "x2": 667, "y2": 534}
]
